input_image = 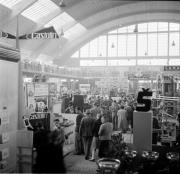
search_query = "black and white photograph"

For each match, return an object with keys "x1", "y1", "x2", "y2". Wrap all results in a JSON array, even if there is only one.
[{"x1": 0, "y1": 0, "x2": 180, "y2": 173}]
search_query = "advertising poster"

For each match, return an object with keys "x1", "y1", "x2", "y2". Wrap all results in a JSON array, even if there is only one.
[
  {"x1": 27, "y1": 84, "x2": 35, "y2": 113},
  {"x1": 34, "y1": 83, "x2": 48, "y2": 96},
  {"x1": 79, "y1": 84, "x2": 90, "y2": 94}
]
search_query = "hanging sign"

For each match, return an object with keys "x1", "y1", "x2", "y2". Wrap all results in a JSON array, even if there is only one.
[
  {"x1": 19, "y1": 26, "x2": 61, "y2": 40},
  {"x1": 164, "y1": 66, "x2": 180, "y2": 71},
  {"x1": 0, "y1": 30, "x2": 16, "y2": 39}
]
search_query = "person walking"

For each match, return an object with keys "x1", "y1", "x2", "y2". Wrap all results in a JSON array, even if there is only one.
[
  {"x1": 79, "y1": 109, "x2": 96, "y2": 160},
  {"x1": 74, "y1": 107, "x2": 84, "y2": 155}
]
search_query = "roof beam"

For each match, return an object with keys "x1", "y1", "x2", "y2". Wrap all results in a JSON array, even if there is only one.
[{"x1": 0, "y1": 0, "x2": 37, "y2": 28}]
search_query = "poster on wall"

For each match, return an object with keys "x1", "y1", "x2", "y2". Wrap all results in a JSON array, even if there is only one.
[
  {"x1": 27, "y1": 84, "x2": 35, "y2": 113},
  {"x1": 79, "y1": 84, "x2": 90, "y2": 94},
  {"x1": 34, "y1": 83, "x2": 48, "y2": 96},
  {"x1": 49, "y1": 83, "x2": 57, "y2": 96}
]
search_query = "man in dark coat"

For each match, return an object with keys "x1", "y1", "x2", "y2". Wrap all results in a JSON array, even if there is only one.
[
  {"x1": 79, "y1": 109, "x2": 96, "y2": 160},
  {"x1": 74, "y1": 107, "x2": 84, "y2": 155}
]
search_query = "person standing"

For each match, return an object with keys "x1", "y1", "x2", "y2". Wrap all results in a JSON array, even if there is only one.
[
  {"x1": 74, "y1": 107, "x2": 84, "y2": 155},
  {"x1": 110, "y1": 100, "x2": 119, "y2": 130},
  {"x1": 126, "y1": 104, "x2": 134, "y2": 130},
  {"x1": 98, "y1": 115, "x2": 113, "y2": 158},
  {"x1": 90, "y1": 102, "x2": 101, "y2": 119},
  {"x1": 117, "y1": 105, "x2": 128, "y2": 133},
  {"x1": 89, "y1": 113, "x2": 102, "y2": 161},
  {"x1": 79, "y1": 109, "x2": 96, "y2": 160}
]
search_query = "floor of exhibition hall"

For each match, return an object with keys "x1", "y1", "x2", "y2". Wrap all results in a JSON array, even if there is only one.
[{"x1": 64, "y1": 132, "x2": 133, "y2": 173}]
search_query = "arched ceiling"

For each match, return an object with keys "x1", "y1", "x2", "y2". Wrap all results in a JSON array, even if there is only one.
[{"x1": 0, "y1": 0, "x2": 180, "y2": 65}]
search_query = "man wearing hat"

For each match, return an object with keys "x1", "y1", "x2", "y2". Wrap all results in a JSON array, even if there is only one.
[{"x1": 79, "y1": 109, "x2": 96, "y2": 160}]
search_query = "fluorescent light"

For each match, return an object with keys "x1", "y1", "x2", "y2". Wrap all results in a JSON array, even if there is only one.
[{"x1": 21, "y1": 0, "x2": 59, "y2": 23}]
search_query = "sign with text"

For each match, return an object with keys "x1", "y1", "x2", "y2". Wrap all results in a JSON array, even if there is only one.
[
  {"x1": 164, "y1": 66, "x2": 180, "y2": 71},
  {"x1": 19, "y1": 26, "x2": 60, "y2": 40},
  {"x1": 79, "y1": 84, "x2": 90, "y2": 93},
  {"x1": 34, "y1": 84, "x2": 48, "y2": 96}
]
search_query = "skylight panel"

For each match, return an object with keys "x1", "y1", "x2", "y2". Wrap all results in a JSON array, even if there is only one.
[
  {"x1": 64, "y1": 23, "x2": 87, "y2": 40},
  {"x1": 21, "y1": 0, "x2": 59, "y2": 23},
  {"x1": 45, "y1": 12, "x2": 75, "y2": 32},
  {"x1": 0, "y1": 0, "x2": 23, "y2": 9}
]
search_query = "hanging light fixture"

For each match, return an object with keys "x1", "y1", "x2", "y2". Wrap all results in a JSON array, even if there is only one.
[
  {"x1": 144, "y1": 51, "x2": 148, "y2": 56},
  {"x1": 134, "y1": 24, "x2": 138, "y2": 33},
  {"x1": 59, "y1": 0, "x2": 66, "y2": 7},
  {"x1": 111, "y1": 42, "x2": 115, "y2": 48},
  {"x1": 172, "y1": 40, "x2": 175, "y2": 46}
]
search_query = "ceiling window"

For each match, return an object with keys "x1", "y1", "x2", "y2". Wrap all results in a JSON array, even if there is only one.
[
  {"x1": 108, "y1": 60, "x2": 136, "y2": 66},
  {"x1": 0, "y1": 0, "x2": 23, "y2": 9},
  {"x1": 169, "y1": 23, "x2": 179, "y2": 31},
  {"x1": 118, "y1": 35, "x2": 127, "y2": 56},
  {"x1": 138, "y1": 34, "x2": 148, "y2": 56},
  {"x1": 148, "y1": 22, "x2": 157, "y2": 32},
  {"x1": 89, "y1": 38, "x2": 98, "y2": 57},
  {"x1": 138, "y1": 23, "x2": 148, "y2": 32},
  {"x1": 80, "y1": 43, "x2": 89, "y2": 58},
  {"x1": 148, "y1": 33, "x2": 157, "y2": 56},
  {"x1": 158, "y1": 33, "x2": 168, "y2": 56},
  {"x1": 169, "y1": 59, "x2": 180, "y2": 65},
  {"x1": 64, "y1": 23, "x2": 87, "y2": 40},
  {"x1": 80, "y1": 60, "x2": 106, "y2": 66},
  {"x1": 21, "y1": 0, "x2": 59, "y2": 23},
  {"x1": 108, "y1": 35, "x2": 117, "y2": 57},
  {"x1": 71, "y1": 51, "x2": 79, "y2": 58},
  {"x1": 127, "y1": 34, "x2": 136, "y2": 56},
  {"x1": 169, "y1": 32, "x2": 179, "y2": 56},
  {"x1": 98, "y1": 36, "x2": 107, "y2": 57},
  {"x1": 44, "y1": 12, "x2": 75, "y2": 33},
  {"x1": 158, "y1": 22, "x2": 168, "y2": 31},
  {"x1": 76, "y1": 22, "x2": 180, "y2": 66}
]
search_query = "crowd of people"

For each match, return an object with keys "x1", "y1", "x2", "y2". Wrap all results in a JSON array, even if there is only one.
[{"x1": 73, "y1": 94, "x2": 136, "y2": 162}]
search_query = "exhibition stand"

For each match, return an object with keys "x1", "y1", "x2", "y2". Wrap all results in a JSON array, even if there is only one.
[
  {"x1": 133, "y1": 111, "x2": 152, "y2": 153},
  {"x1": 0, "y1": 44, "x2": 20, "y2": 173}
]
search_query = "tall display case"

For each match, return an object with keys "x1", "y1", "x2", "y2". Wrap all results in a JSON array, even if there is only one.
[{"x1": 0, "y1": 44, "x2": 20, "y2": 172}]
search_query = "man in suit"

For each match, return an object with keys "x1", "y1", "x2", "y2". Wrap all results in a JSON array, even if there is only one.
[
  {"x1": 79, "y1": 109, "x2": 96, "y2": 160},
  {"x1": 74, "y1": 107, "x2": 84, "y2": 155}
]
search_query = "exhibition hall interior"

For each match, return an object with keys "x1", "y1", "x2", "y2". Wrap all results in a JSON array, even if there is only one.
[{"x1": 0, "y1": 0, "x2": 180, "y2": 173}]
